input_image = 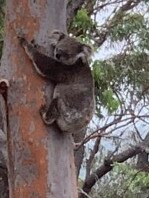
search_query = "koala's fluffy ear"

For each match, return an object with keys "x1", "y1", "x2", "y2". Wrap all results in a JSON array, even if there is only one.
[
  {"x1": 49, "y1": 30, "x2": 66, "y2": 47},
  {"x1": 51, "y1": 30, "x2": 66, "y2": 40}
]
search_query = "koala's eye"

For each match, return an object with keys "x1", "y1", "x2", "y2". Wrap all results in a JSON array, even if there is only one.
[{"x1": 56, "y1": 53, "x2": 61, "y2": 60}]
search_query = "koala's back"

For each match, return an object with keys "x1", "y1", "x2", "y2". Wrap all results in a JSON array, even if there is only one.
[
  {"x1": 49, "y1": 31, "x2": 94, "y2": 133},
  {"x1": 19, "y1": 31, "x2": 94, "y2": 133},
  {"x1": 54, "y1": 62, "x2": 95, "y2": 133}
]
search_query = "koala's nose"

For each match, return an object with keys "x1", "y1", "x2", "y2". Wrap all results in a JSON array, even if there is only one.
[{"x1": 56, "y1": 53, "x2": 61, "y2": 59}]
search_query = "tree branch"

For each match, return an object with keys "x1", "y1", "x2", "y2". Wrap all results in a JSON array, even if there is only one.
[
  {"x1": 94, "y1": 0, "x2": 142, "y2": 47},
  {"x1": 85, "y1": 136, "x2": 101, "y2": 180},
  {"x1": 67, "y1": 0, "x2": 85, "y2": 28},
  {"x1": 79, "y1": 141, "x2": 149, "y2": 198},
  {"x1": 74, "y1": 128, "x2": 86, "y2": 178}
]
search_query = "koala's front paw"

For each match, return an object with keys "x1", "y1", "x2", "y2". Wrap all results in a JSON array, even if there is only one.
[
  {"x1": 39, "y1": 104, "x2": 47, "y2": 118},
  {"x1": 30, "y1": 39, "x2": 38, "y2": 48},
  {"x1": 0, "y1": 79, "x2": 9, "y2": 95},
  {"x1": 18, "y1": 36, "x2": 27, "y2": 46},
  {"x1": 39, "y1": 105, "x2": 55, "y2": 125}
]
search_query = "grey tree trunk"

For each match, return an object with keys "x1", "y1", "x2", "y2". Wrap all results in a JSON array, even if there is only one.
[
  {"x1": 136, "y1": 132, "x2": 149, "y2": 172},
  {"x1": 0, "y1": 0, "x2": 78, "y2": 197}
]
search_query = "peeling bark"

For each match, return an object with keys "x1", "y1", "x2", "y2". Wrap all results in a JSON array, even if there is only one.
[{"x1": 0, "y1": 0, "x2": 78, "y2": 197}]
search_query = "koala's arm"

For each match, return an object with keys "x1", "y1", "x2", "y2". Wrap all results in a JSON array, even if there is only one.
[{"x1": 18, "y1": 37, "x2": 77, "y2": 82}]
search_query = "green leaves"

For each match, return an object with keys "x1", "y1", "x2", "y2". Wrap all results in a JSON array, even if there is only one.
[
  {"x1": 102, "y1": 89, "x2": 119, "y2": 113},
  {"x1": 138, "y1": 27, "x2": 149, "y2": 51},
  {"x1": 72, "y1": 8, "x2": 96, "y2": 36},
  {"x1": 110, "y1": 13, "x2": 146, "y2": 42},
  {"x1": 113, "y1": 163, "x2": 149, "y2": 194},
  {"x1": 93, "y1": 60, "x2": 105, "y2": 81},
  {"x1": 74, "y1": 9, "x2": 92, "y2": 29},
  {"x1": 93, "y1": 60, "x2": 120, "y2": 113}
]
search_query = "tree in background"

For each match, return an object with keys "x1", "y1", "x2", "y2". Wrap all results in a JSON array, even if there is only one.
[{"x1": 0, "y1": 0, "x2": 149, "y2": 198}]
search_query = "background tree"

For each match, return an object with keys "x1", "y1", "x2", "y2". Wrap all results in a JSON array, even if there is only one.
[{"x1": 67, "y1": 1, "x2": 149, "y2": 197}]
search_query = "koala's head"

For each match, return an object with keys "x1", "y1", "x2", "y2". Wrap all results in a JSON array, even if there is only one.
[{"x1": 49, "y1": 30, "x2": 92, "y2": 65}]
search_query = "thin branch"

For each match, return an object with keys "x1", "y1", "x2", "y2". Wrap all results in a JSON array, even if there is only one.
[
  {"x1": 94, "y1": 0, "x2": 142, "y2": 47},
  {"x1": 85, "y1": 136, "x2": 101, "y2": 180},
  {"x1": 94, "y1": 0, "x2": 123, "y2": 13},
  {"x1": 75, "y1": 115, "x2": 123, "y2": 151}
]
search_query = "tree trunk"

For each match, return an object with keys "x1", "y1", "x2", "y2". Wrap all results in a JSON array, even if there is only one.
[
  {"x1": 0, "y1": 0, "x2": 78, "y2": 197},
  {"x1": 136, "y1": 132, "x2": 149, "y2": 172},
  {"x1": 74, "y1": 129, "x2": 86, "y2": 178}
]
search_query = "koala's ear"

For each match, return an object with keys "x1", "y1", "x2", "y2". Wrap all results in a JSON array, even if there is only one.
[
  {"x1": 82, "y1": 44, "x2": 93, "y2": 57},
  {"x1": 51, "y1": 30, "x2": 66, "y2": 40},
  {"x1": 49, "y1": 30, "x2": 66, "y2": 46}
]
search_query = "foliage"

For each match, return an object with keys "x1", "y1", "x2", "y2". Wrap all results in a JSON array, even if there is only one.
[
  {"x1": 94, "y1": 11, "x2": 149, "y2": 112},
  {"x1": 69, "y1": 0, "x2": 149, "y2": 113},
  {"x1": 73, "y1": 9, "x2": 93, "y2": 31},
  {"x1": 93, "y1": 60, "x2": 120, "y2": 113},
  {"x1": 91, "y1": 163, "x2": 149, "y2": 198},
  {"x1": 110, "y1": 13, "x2": 146, "y2": 42},
  {"x1": 70, "y1": 8, "x2": 97, "y2": 45},
  {"x1": 68, "y1": 1, "x2": 149, "y2": 197}
]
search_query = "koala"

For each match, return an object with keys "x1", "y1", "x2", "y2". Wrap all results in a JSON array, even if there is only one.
[
  {"x1": 18, "y1": 30, "x2": 95, "y2": 134},
  {"x1": 49, "y1": 31, "x2": 92, "y2": 65}
]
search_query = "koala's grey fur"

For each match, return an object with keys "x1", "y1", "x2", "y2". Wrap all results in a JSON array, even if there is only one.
[{"x1": 19, "y1": 30, "x2": 95, "y2": 134}]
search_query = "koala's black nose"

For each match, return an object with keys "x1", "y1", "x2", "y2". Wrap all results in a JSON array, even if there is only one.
[{"x1": 56, "y1": 53, "x2": 61, "y2": 59}]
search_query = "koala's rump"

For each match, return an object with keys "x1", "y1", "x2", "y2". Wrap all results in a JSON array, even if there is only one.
[{"x1": 54, "y1": 83, "x2": 94, "y2": 133}]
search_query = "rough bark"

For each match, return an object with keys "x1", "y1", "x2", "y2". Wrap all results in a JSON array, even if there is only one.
[{"x1": 0, "y1": 0, "x2": 78, "y2": 197}]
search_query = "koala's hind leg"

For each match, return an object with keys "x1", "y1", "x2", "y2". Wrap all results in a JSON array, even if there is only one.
[{"x1": 40, "y1": 98, "x2": 59, "y2": 125}]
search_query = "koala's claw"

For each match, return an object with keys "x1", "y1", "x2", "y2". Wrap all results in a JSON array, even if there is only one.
[
  {"x1": 30, "y1": 39, "x2": 38, "y2": 48},
  {"x1": 39, "y1": 104, "x2": 47, "y2": 116},
  {"x1": 39, "y1": 104, "x2": 56, "y2": 125},
  {"x1": 18, "y1": 36, "x2": 26, "y2": 46},
  {"x1": 39, "y1": 104, "x2": 49, "y2": 124},
  {"x1": 0, "y1": 79, "x2": 9, "y2": 95}
]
